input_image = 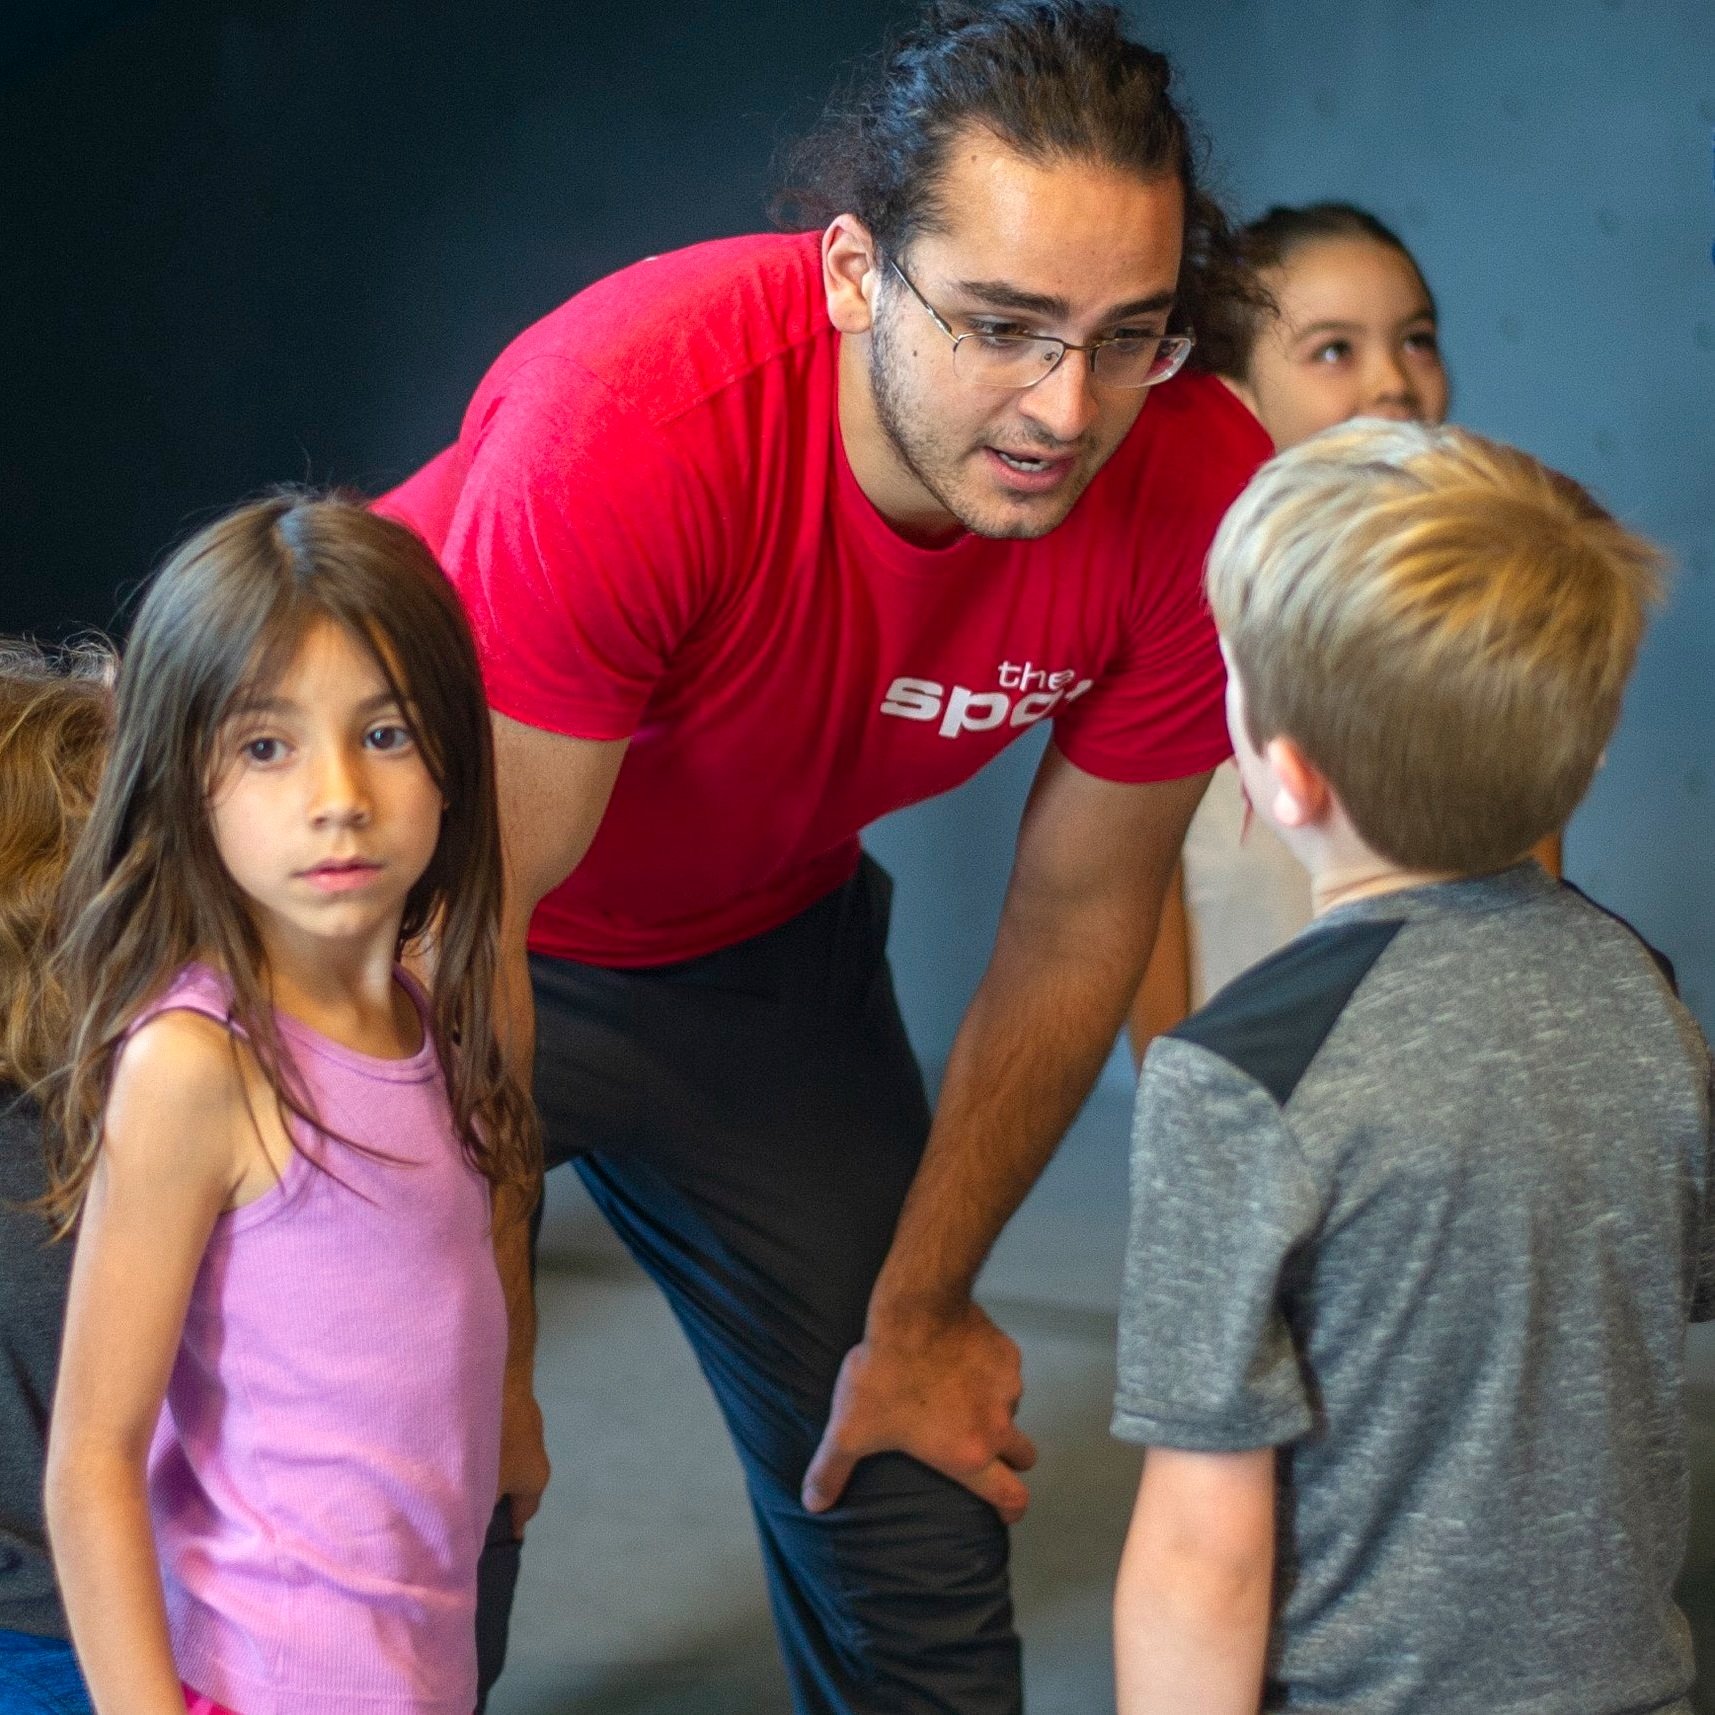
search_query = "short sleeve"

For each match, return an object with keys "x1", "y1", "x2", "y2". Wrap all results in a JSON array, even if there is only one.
[
  {"x1": 429, "y1": 354, "x2": 725, "y2": 742},
  {"x1": 1112, "y1": 1036, "x2": 1322, "y2": 1450}
]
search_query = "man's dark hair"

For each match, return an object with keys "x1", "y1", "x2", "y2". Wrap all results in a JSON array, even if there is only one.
[
  {"x1": 773, "y1": 0, "x2": 1258, "y2": 364},
  {"x1": 1195, "y1": 201, "x2": 1434, "y2": 381}
]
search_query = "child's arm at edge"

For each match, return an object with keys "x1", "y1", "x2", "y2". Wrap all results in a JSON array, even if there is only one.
[
  {"x1": 1114, "y1": 1444, "x2": 1275, "y2": 1715},
  {"x1": 46, "y1": 1011, "x2": 253, "y2": 1715}
]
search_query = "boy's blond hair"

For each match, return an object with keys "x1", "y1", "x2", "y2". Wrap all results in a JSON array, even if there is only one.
[{"x1": 1205, "y1": 421, "x2": 1665, "y2": 873}]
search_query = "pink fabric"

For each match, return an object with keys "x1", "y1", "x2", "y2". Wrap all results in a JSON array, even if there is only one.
[
  {"x1": 378, "y1": 230, "x2": 1268, "y2": 968},
  {"x1": 184, "y1": 1684, "x2": 242, "y2": 1715},
  {"x1": 134, "y1": 965, "x2": 505, "y2": 1715}
]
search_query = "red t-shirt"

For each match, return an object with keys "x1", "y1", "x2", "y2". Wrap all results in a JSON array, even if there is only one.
[{"x1": 378, "y1": 232, "x2": 1268, "y2": 967}]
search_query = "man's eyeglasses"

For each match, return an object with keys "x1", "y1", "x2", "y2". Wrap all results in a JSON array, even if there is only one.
[{"x1": 888, "y1": 260, "x2": 1194, "y2": 391}]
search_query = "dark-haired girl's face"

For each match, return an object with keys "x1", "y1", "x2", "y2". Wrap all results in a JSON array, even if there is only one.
[
  {"x1": 206, "y1": 618, "x2": 444, "y2": 974},
  {"x1": 845, "y1": 132, "x2": 1184, "y2": 542},
  {"x1": 1235, "y1": 237, "x2": 1448, "y2": 451}
]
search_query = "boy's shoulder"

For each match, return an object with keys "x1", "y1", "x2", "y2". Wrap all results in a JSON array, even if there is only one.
[
  {"x1": 1167, "y1": 914, "x2": 1408, "y2": 1106},
  {"x1": 1167, "y1": 870, "x2": 1688, "y2": 1115}
]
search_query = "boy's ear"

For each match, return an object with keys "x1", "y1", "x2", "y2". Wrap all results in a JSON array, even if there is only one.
[{"x1": 1262, "y1": 734, "x2": 1333, "y2": 830}]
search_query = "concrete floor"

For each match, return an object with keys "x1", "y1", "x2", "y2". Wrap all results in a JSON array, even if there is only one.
[{"x1": 490, "y1": 1084, "x2": 1715, "y2": 1715}]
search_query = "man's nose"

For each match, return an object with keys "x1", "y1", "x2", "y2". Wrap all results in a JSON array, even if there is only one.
[{"x1": 1018, "y1": 348, "x2": 1101, "y2": 444}]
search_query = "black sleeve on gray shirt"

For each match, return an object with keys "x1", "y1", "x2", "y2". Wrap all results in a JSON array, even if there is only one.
[
  {"x1": 1113, "y1": 919, "x2": 1403, "y2": 1451},
  {"x1": 1693, "y1": 1048, "x2": 1715, "y2": 1323}
]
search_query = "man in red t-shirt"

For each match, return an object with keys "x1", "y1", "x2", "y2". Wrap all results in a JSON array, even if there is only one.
[{"x1": 379, "y1": 4, "x2": 1269, "y2": 1709}]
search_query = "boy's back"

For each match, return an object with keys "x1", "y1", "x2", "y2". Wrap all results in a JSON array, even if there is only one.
[{"x1": 1115, "y1": 861, "x2": 1713, "y2": 1713}]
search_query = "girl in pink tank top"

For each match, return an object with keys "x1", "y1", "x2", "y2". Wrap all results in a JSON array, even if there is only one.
[{"x1": 41, "y1": 494, "x2": 539, "y2": 1715}]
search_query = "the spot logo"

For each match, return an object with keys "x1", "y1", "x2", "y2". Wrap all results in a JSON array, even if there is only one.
[{"x1": 880, "y1": 661, "x2": 1093, "y2": 739}]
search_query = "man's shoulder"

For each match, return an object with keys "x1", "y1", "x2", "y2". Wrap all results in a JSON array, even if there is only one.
[
  {"x1": 1101, "y1": 371, "x2": 1271, "y2": 504},
  {"x1": 474, "y1": 230, "x2": 830, "y2": 430},
  {"x1": 1168, "y1": 916, "x2": 1406, "y2": 1107}
]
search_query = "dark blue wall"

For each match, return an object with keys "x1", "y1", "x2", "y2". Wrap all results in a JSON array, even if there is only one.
[{"x1": 0, "y1": 0, "x2": 903, "y2": 635}]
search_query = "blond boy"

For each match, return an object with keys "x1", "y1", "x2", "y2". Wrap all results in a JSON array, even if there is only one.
[{"x1": 1111, "y1": 421, "x2": 1710, "y2": 1715}]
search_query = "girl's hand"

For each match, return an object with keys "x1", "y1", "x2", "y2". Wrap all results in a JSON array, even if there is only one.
[
  {"x1": 46, "y1": 1009, "x2": 259, "y2": 1715},
  {"x1": 499, "y1": 1381, "x2": 551, "y2": 1537}
]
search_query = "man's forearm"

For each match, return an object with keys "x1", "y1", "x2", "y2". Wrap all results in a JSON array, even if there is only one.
[{"x1": 868, "y1": 877, "x2": 1162, "y2": 1330}]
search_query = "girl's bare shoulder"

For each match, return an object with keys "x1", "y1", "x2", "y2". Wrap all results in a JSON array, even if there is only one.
[{"x1": 106, "y1": 1009, "x2": 284, "y2": 1200}]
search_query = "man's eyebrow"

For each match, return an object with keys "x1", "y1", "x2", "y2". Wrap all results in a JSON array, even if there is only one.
[{"x1": 950, "y1": 280, "x2": 1177, "y2": 322}]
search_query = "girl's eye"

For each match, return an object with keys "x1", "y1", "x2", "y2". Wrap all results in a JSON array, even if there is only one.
[
  {"x1": 365, "y1": 723, "x2": 414, "y2": 753},
  {"x1": 1405, "y1": 330, "x2": 1441, "y2": 357},
  {"x1": 242, "y1": 736, "x2": 285, "y2": 765},
  {"x1": 1310, "y1": 339, "x2": 1353, "y2": 365}
]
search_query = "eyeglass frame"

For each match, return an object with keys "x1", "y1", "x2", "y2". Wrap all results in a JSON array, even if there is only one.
[{"x1": 885, "y1": 259, "x2": 1195, "y2": 390}]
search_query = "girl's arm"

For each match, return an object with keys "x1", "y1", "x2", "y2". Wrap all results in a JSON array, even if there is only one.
[
  {"x1": 46, "y1": 1011, "x2": 253, "y2": 1715},
  {"x1": 1113, "y1": 1445, "x2": 1276, "y2": 1715}
]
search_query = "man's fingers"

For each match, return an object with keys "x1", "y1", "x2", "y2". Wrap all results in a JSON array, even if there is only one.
[
  {"x1": 966, "y1": 1459, "x2": 1031, "y2": 1525},
  {"x1": 801, "y1": 1439, "x2": 860, "y2": 1514},
  {"x1": 999, "y1": 1423, "x2": 1038, "y2": 1472}
]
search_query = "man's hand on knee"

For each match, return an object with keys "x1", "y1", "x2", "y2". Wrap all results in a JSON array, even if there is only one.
[{"x1": 800, "y1": 1302, "x2": 1037, "y2": 1523}]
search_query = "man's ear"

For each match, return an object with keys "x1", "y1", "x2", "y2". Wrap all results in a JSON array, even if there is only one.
[
  {"x1": 1263, "y1": 734, "x2": 1332, "y2": 830},
  {"x1": 823, "y1": 214, "x2": 880, "y2": 336}
]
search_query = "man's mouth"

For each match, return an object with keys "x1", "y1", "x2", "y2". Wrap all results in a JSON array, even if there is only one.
[{"x1": 983, "y1": 446, "x2": 1077, "y2": 494}]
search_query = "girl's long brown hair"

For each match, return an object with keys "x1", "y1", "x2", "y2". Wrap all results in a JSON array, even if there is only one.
[{"x1": 43, "y1": 492, "x2": 539, "y2": 1229}]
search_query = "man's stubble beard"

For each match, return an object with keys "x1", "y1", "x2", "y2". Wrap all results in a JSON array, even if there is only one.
[{"x1": 867, "y1": 301, "x2": 1087, "y2": 543}]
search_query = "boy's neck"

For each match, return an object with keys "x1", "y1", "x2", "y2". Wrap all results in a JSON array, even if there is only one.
[
  {"x1": 1310, "y1": 860, "x2": 1463, "y2": 918},
  {"x1": 1287, "y1": 812, "x2": 1463, "y2": 918}
]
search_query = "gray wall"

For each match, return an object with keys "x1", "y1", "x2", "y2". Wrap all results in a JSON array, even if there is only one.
[{"x1": 872, "y1": 0, "x2": 1715, "y2": 1087}]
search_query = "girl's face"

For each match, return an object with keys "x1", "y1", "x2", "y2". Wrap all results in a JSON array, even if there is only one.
[
  {"x1": 206, "y1": 618, "x2": 443, "y2": 965},
  {"x1": 1235, "y1": 236, "x2": 1449, "y2": 451}
]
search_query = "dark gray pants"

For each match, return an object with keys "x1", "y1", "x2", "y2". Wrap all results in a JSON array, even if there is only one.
[{"x1": 475, "y1": 856, "x2": 1020, "y2": 1714}]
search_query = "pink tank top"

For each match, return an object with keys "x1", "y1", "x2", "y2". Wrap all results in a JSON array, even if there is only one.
[{"x1": 133, "y1": 965, "x2": 506, "y2": 1715}]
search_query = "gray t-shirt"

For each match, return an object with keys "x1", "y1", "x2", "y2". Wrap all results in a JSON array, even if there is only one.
[
  {"x1": 1, "y1": 1087, "x2": 72, "y2": 1639},
  {"x1": 1114, "y1": 863, "x2": 1713, "y2": 1715}
]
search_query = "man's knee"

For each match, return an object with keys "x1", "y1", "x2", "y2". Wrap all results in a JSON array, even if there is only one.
[{"x1": 750, "y1": 1452, "x2": 1020, "y2": 1715}]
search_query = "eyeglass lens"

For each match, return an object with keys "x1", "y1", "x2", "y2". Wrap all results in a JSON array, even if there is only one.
[{"x1": 950, "y1": 334, "x2": 1188, "y2": 390}]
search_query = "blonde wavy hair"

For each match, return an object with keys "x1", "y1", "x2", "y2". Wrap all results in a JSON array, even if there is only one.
[
  {"x1": 0, "y1": 640, "x2": 115, "y2": 1089},
  {"x1": 1205, "y1": 420, "x2": 1666, "y2": 872}
]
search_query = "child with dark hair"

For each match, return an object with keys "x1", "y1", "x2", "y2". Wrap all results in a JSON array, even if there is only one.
[
  {"x1": 1113, "y1": 422, "x2": 1702, "y2": 1715},
  {"x1": 0, "y1": 642, "x2": 112, "y2": 1715},
  {"x1": 42, "y1": 494, "x2": 538, "y2": 1715}
]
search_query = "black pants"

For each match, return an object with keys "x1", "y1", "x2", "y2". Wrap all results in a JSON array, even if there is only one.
[{"x1": 474, "y1": 856, "x2": 1020, "y2": 1714}]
